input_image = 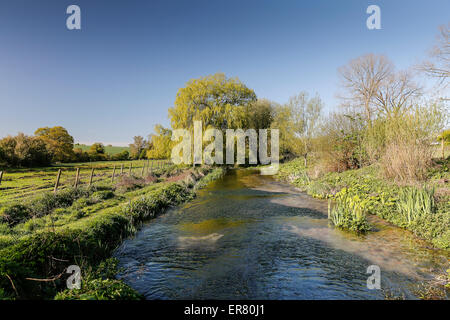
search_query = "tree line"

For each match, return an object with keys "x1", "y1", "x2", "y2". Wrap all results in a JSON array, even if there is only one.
[
  {"x1": 2, "y1": 25, "x2": 448, "y2": 177},
  {"x1": 146, "y1": 25, "x2": 448, "y2": 182}
]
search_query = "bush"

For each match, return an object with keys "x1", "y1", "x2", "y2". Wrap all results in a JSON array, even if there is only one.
[
  {"x1": 91, "y1": 190, "x2": 115, "y2": 202},
  {"x1": 28, "y1": 187, "x2": 91, "y2": 217},
  {"x1": 381, "y1": 140, "x2": 433, "y2": 182},
  {"x1": 115, "y1": 176, "x2": 146, "y2": 193},
  {"x1": 0, "y1": 204, "x2": 32, "y2": 227},
  {"x1": 54, "y1": 258, "x2": 142, "y2": 300}
]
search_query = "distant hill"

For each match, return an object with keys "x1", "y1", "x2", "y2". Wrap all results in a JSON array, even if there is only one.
[{"x1": 74, "y1": 144, "x2": 130, "y2": 155}]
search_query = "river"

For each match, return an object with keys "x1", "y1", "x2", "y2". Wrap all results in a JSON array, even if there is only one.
[{"x1": 114, "y1": 169, "x2": 449, "y2": 299}]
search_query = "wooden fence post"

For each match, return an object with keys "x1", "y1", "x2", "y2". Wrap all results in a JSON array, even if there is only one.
[
  {"x1": 0, "y1": 171, "x2": 3, "y2": 186},
  {"x1": 151, "y1": 160, "x2": 154, "y2": 172},
  {"x1": 129, "y1": 162, "x2": 132, "y2": 176},
  {"x1": 74, "y1": 168, "x2": 80, "y2": 189},
  {"x1": 442, "y1": 139, "x2": 445, "y2": 160},
  {"x1": 112, "y1": 165, "x2": 116, "y2": 183},
  {"x1": 54, "y1": 169, "x2": 62, "y2": 193},
  {"x1": 88, "y1": 168, "x2": 94, "y2": 187},
  {"x1": 120, "y1": 164, "x2": 124, "y2": 175}
]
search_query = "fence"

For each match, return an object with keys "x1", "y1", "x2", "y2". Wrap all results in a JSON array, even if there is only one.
[{"x1": 0, "y1": 160, "x2": 172, "y2": 197}]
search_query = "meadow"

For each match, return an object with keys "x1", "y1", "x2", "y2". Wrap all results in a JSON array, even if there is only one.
[
  {"x1": 74, "y1": 144, "x2": 130, "y2": 155},
  {"x1": 0, "y1": 160, "x2": 169, "y2": 206}
]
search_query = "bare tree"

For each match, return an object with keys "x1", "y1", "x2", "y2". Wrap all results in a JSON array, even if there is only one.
[
  {"x1": 373, "y1": 70, "x2": 422, "y2": 117},
  {"x1": 419, "y1": 24, "x2": 449, "y2": 93},
  {"x1": 338, "y1": 54, "x2": 393, "y2": 124}
]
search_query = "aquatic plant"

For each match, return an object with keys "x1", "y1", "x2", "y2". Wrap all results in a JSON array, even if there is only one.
[{"x1": 328, "y1": 190, "x2": 371, "y2": 233}]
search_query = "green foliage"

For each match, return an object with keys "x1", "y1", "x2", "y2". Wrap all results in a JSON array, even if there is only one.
[
  {"x1": 28, "y1": 187, "x2": 92, "y2": 217},
  {"x1": 55, "y1": 278, "x2": 142, "y2": 300},
  {"x1": 194, "y1": 167, "x2": 225, "y2": 190},
  {"x1": 0, "y1": 133, "x2": 51, "y2": 167},
  {"x1": 54, "y1": 258, "x2": 142, "y2": 300},
  {"x1": 246, "y1": 99, "x2": 274, "y2": 129},
  {"x1": 328, "y1": 191, "x2": 371, "y2": 233},
  {"x1": 147, "y1": 125, "x2": 172, "y2": 159},
  {"x1": 438, "y1": 129, "x2": 450, "y2": 145},
  {"x1": 111, "y1": 150, "x2": 130, "y2": 161},
  {"x1": 0, "y1": 204, "x2": 32, "y2": 227},
  {"x1": 396, "y1": 186, "x2": 436, "y2": 226},
  {"x1": 169, "y1": 73, "x2": 256, "y2": 130},
  {"x1": 35, "y1": 126, "x2": 75, "y2": 163},
  {"x1": 129, "y1": 136, "x2": 148, "y2": 160},
  {"x1": 89, "y1": 143, "x2": 105, "y2": 155}
]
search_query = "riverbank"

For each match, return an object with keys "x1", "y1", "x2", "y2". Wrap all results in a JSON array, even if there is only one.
[
  {"x1": 275, "y1": 158, "x2": 449, "y2": 250},
  {"x1": 0, "y1": 165, "x2": 226, "y2": 300}
]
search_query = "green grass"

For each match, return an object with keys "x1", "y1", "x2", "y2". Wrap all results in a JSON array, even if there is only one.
[
  {"x1": 0, "y1": 160, "x2": 171, "y2": 206},
  {"x1": 74, "y1": 144, "x2": 130, "y2": 155}
]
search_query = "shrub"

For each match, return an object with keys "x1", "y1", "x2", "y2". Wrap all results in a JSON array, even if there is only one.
[
  {"x1": 381, "y1": 140, "x2": 433, "y2": 182},
  {"x1": 115, "y1": 176, "x2": 145, "y2": 193},
  {"x1": 91, "y1": 190, "x2": 115, "y2": 202},
  {"x1": 54, "y1": 258, "x2": 142, "y2": 300},
  {"x1": 0, "y1": 204, "x2": 32, "y2": 227},
  {"x1": 28, "y1": 187, "x2": 91, "y2": 217}
]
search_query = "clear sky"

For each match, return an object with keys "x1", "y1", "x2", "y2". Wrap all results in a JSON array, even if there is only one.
[{"x1": 0, "y1": 0, "x2": 448, "y2": 146}]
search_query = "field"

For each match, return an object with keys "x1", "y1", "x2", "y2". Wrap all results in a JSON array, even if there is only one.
[
  {"x1": 74, "y1": 144, "x2": 130, "y2": 155},
  {"x1": 0, "y1": 160, "x2": 169, "y2": 206}
]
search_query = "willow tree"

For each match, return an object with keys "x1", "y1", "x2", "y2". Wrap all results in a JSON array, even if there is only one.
[{"x1": 168, "y1": 73, "x2": 257, "y2": 131}]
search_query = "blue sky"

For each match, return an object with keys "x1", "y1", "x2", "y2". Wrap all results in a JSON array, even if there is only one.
[{"x1": 0, "y1": 0, "x2": 448, "y2": 146}]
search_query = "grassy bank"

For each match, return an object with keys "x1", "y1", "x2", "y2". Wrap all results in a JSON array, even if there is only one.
[
  {"x1": 276, "y1": 158, "x2": 450, "y2": 250},
  {"x1": 0, "y1": 165, "x2": 226, "y2": 300}
]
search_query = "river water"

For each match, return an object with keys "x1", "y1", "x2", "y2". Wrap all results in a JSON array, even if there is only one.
[{"x1": 114, "y1": 169, "x2": 449, "y2": 299}]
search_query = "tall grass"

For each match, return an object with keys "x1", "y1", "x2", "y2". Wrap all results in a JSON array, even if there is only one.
[{"x1": 396, "y1": 186, "x2": 436, "y2": 226}]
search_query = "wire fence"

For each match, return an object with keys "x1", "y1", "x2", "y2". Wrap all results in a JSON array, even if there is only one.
[{"x1": 0, "y1": 159, "x2": 172, "y2": 204}]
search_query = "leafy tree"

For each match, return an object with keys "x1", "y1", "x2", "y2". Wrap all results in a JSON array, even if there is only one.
[
  {"x1": 88, "y1": 143, "x2": 107, "y2": 161},
  {"x1": 0, "y1": 133, "x2": 51, "y2": 167},
  {"x1": 168, "y1": 73, "x2": 256, "y2": 130},
  {"x1": 74, "y1": 148, "x2": 90, "y2": 162},
  {"x1": 112, "y1": 150, "x2": 130, "y2": 161},
  {"x1": 129, "y1": 136, "x2": 148, "y2": 159},
  {"x1": 35, "y1": 126, "x2": 75, "y2": 162},
  {"x1": 271, "y1": 104, "x2": 298, "y2": 158},
  {"x1": 246, "y1": 99, "x2": 274, "y2": 129},
  {"x1": 147, "y1": 125, "x2": 172, "y2": 159},
  {"x1": 89, "y1": 143, "x2": 105, "y2": 154},
  {"x1": 287, "y1": 92, "x2": 323, "y2": 166}
]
